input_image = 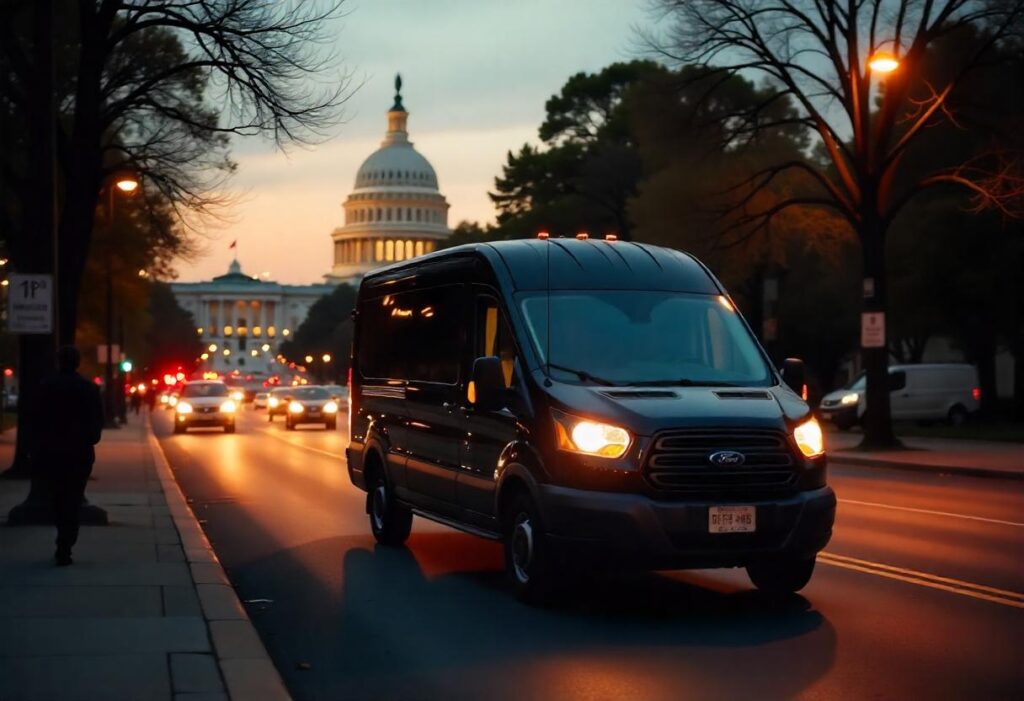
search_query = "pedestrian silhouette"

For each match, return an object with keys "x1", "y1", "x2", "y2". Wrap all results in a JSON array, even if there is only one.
[{"x1": 33, "y1": 346, "x2": 104, "y2": 566}]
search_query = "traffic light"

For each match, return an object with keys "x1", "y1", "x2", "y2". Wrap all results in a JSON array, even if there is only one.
[{"x1": 120, "y1": 359, "x2": 133, "y2": 373}]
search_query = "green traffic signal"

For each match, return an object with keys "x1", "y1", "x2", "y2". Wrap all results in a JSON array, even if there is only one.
[{"x1": 120, "y1": 359, "x2": 133, "y2": 373}]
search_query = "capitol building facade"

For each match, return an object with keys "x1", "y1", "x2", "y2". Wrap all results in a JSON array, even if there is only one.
[
  {"x1": 327, "y1": 76, "x2": 451, "y2": 284},
  {"x1": 171, "y1": 76, "x2": 451, "y2": 374}
]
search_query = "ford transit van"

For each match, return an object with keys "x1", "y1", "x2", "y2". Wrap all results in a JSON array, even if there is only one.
[{"x1": 346, "y1": 239, "x2": 835, "y2": 601}]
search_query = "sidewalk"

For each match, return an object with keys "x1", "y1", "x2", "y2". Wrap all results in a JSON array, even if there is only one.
[
  {"x1": 827, "y1": 430, "x2": 1024, "y2": 480},
  {"x1": 0, "y1": 417, "x2": 289, "y2": 701}
]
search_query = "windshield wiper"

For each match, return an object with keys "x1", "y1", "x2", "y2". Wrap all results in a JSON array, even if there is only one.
[
  {"x1": 629, "y1": 379, "x2": 740, "y2": 387},
  {"x1": 546, "y1": 363, "x2": 619, "y2": 386}
]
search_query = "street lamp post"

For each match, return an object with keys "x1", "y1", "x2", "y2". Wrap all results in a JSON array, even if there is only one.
[{"x1": 102, "y1": 175, "x2": 139, "y2": 428}]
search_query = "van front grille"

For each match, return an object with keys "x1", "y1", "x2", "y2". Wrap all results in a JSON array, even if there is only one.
[{"x1": 645, "y1": 428, "x2": 798, "y2": 497}]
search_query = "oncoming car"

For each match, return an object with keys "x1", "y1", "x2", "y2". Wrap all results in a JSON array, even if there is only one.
[
  {"x1": 267, "y1": 387, "x2": 292, "y2": 421},
  {"x1": 284, "y1": 386, "x2": 339, "y2": 430},
  {"x1": 173, "y1": 381, "x2": 237, "y2": 434},
  {"x1": 346, "y1": 239, "x2": 835, "y2": 603}
]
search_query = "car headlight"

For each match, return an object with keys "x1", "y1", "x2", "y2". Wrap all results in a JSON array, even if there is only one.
[
  {"x1": 840, "y1": 392, "x2": 859, "y2": 406},
  {"x1": 553, "y1": 410, "x2": 631, "y2": 458},
  {"x1": 169, "y1": 396, "x2": 178, "y2": 407},
  {"x1": 324, "y1": 401, "x2": 338, "y2": 413},
  {"x1": 220, "y1": 400, "x2": 237, "y2": 413},
  {"x1": 230, "y1": 390, "x2": 244, "y2": 402},
  {"x1": 289, "y1": 401, "x2": 304, "y2": 414},
  {"x1": 176, "y1": 401, "x2": 193, "y2": 414},
  {"x1": 160, "y1": 394, "x2": 169, "y2": 404},
  {"x1": 793, "y1": 416, "x2": 824, "y2": 457},
  {"x1": 268, "y1": 397, "x2": 279, "y2": 408}
]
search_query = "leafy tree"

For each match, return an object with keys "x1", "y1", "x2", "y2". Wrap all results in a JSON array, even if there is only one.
[
  {"x1": 490, "y1": 60, "x2": 663, "y2": 240},
  {"x1": 645, "y1": 0, "x2": 1024, "y2": 446},
  {"x1": 279, "y1": 285, "x2": 357, "y2": 383}
]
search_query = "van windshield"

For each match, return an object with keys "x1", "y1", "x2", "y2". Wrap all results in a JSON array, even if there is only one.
[{"x1": 519, "y1": 291, "x2": 772, "y2": 387}]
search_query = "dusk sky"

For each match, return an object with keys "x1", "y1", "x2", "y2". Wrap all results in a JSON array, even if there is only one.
[{"x1": 178, "y1": 0, "x2": 651, "y2": 284}]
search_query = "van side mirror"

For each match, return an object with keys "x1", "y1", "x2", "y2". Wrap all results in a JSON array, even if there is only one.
[
  {"x1": 781, "y1": 358, "x2": 806, "y2": 396},
  {"x1": 470, "y1": 356, "x2": 506, "y2": 412}
]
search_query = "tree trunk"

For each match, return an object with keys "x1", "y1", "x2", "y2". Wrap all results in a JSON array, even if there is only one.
[
  {"x1": 4, "y1": 0, "x2": 58, "y2": 479},
  {"x1": 859, "y1": 219, "x2": 899, "y2": 448}
]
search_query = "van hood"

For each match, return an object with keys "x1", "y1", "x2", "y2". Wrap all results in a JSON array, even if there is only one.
[{"x1": 539, "y1": 378, "x2": 809, "y2": 436}]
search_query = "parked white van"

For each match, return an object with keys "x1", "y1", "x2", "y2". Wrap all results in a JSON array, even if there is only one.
[{"x1": 819, "y1": 364, "x2": 980, "y2": 429}]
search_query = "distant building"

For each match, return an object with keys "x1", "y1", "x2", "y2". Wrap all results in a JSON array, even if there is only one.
[
  {"x1": 326, "y1": 74, "x2": 451, "y2": 284},
  {"x1": 171, "y1": 259, "x2": 334, "y2": 375}
]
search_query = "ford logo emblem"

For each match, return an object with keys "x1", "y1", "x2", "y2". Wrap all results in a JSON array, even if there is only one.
[{"x1": 708, "y1": 450, "x2": 745, "y2": 466}]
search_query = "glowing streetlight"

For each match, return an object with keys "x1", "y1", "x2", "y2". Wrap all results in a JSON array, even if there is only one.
[
  {"x1": 305, "y1": 355, "x2": 314, "y2": 364},
  {"x1": 322, "y1": 353, "x2": 332, "y2": 363},
  {"x1": 868, "y1": 52, "x2": 899, "y2": 73},
  {"x1": 115, "y1": 177, "x2": 139, "y2": 193}
]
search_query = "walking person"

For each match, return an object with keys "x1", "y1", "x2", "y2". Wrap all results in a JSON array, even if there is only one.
[{"x1": 33, "y1": 346, "x2": 104, "y2": 566}]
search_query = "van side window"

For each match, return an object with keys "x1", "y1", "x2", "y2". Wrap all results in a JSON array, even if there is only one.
[
  {"x1": 358, "y1": 286, "x2": 462, "y2": 384},
  {"x1": 475, "y1": 297, "x2": 517, "y2": 388},
  {"x1": 889, "y1": 371, "x2": 907, "y2": 392}
]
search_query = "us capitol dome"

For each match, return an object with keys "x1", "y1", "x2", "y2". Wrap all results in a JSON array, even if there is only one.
[{"x1": 326, "y1": 75, "x2": 451, "y2": 283}]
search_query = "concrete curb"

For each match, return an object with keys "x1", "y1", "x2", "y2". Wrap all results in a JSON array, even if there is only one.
[
  {"x1": 146, "y1": 426, "x2": 292, "y2": 701},
  {"x1": 830, "y1": 454, "x2": 1024, "y2": 481}
]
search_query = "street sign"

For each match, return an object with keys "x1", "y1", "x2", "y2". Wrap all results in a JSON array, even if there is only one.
[
  {"x1": 861, "y1": 312, "x2": 886, "y2": 348},
  {"x1": 7, "y1": 274, "x2": 54, "y2": 334},
  {"x1": 97, "y1": 344, "x2": 121, "y2": 364}
]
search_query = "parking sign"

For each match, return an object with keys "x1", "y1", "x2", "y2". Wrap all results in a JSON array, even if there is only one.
[{"x1": 7, "y1": 274, "x2": 54, "y2": 334}]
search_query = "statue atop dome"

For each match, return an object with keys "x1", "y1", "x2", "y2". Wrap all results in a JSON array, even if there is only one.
[{"x1": 391, "y1": 73, "x2": 405, "y2": 112}]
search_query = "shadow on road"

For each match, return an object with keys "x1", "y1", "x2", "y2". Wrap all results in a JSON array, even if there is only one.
[{"x1": 235, "y1": 531, "x2": 837, "y2": 701}]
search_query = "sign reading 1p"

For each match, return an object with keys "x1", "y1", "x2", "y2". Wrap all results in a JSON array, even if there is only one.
[
  {"x1": 861, "y1": 311, "x2": 885, "y2": 349},
  {"x1": 7, "y1": 274, "x2": 54, "y2": 334}
]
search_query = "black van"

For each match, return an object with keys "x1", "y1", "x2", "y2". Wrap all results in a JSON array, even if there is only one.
[{"x1": 346, "y1": 239, "x2": 835, "y2": 601}]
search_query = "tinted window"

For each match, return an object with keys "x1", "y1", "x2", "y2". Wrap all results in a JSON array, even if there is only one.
[
  {"x1": 359, "y1": 285, "x2": 462, "y2": 383},
  {"x1": 475, "y1": 297, "x2": 518, "y2": 389},
  {"x1": 889, "y1": 371, "x2": 906, "y2": 392},
  {"x1": 293, "y1": 387, "x2": 329, "y2": 400},
  {"x1": 519, "y1": 291, "x2": 770, "y2": 386},
  {"x1": 182, "y1": 383, "x2": 229, "y2": 398}
]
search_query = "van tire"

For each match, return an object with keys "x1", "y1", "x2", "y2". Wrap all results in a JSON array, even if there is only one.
[
  {"x1": 368, "y1": 470, "x2": 412, "y2": 546},
  {"x1": 503, "y1": 492, "x2": 557, "y2": 604},
  {"x1": 747, "y1": 556, "x2": 816, "y2": 594},
  {"x1": 948, "y1": 405, "x2": 968, "y2": 427}
]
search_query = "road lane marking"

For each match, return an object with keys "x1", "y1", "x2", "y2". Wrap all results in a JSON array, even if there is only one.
[
  {"x1": 837, "y1": 498, "x2": 1024, "y2": 528},
  {"x1": 819, "y1": 552, "x2": 1024, "y2": 609},
  {"x1": 256, "y1": 426, "x2": 345, "y2": 460}
]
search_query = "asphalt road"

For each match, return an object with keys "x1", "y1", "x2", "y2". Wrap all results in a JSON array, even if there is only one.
[{"x1": 153, "y1": 408, "x2": 1024, "y2": 700}]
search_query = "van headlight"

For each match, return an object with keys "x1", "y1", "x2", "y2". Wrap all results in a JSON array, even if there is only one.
[
  {"x1": 793, "y1": 417, "x2": 824, "y2": 458},
  {"x1": 176, "y1": 401, "x2": 193, "y2": 415},
  {"x1": 220, "y1": 400, "x2": 237, "y2": 413},
  {"x1": 323, "y1": 401, "x2": 339, "y2": 413},
  {"x1": 553, "y1": 410, "x2": 631, "y2": 459},
  {"x1": 840, "y1": 392, "x2": 859, "y2": 406}
]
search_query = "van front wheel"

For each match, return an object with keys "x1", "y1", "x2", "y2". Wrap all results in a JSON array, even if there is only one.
[
  {"x1": 747, "y1": 556, "x2": 816, "y2": 594},
  {"x1": 504, "y1": 492, "x2": 557, "y2": 604},
  {"x1": 368, "y1": 473, "x2": 412, "y2": 546}
]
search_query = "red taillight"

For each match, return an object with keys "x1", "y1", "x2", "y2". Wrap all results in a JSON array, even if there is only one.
[
  {"x1": 801, "y1": 384, "x2": 808, "y2": 401},
  {"x1": 972, "y1": 387, "x2": 981, "y2": 401},
  {"x1": 347, "y1": 366, "x2": 352, "y2": 389}
]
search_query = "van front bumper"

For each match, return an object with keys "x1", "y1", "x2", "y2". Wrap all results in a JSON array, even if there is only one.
[{"x1": 537, "y1": 484, "x2": 835, "y2": 569}]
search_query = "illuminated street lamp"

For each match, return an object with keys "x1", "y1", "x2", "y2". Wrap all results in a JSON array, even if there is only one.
[
  {"x1": 868, "y1": 51, "x2": 899, "y2": 73},
  {"x1": 322, "y1": 353, "x2": 332, "y2": 363},
  {"x1": 115, "y1": 176, "x2": 139, "y2": 193},
  {"x1": 305, "y1": 355, "x2": 314, "y2": 364}
]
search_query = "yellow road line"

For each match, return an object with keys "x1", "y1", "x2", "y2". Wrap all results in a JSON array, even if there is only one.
[
  {"x1": 819, "y1": 552, "x2": 1024, "y2": 609},
  {"x1": 838, "y1": 498, "x2": 1024, "y2": 528}
]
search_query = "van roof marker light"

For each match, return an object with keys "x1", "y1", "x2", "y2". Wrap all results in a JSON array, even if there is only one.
[
  {"x1": 537, "y1": 231, "x2": 550, "y2": 240},
  {"x1": 718, "y1": 295, "x2": 735, "y2": 312},
  {"x1": 576, "y1": 232, "x2": 589, "y2": 240},
  {"x1": 605, "y1": 234, "x2": 618, "y2": 241}
]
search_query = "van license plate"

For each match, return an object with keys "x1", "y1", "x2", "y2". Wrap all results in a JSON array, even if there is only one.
[{"x1": 709, "y1": 506, "x2": 756, "y2": 533}]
